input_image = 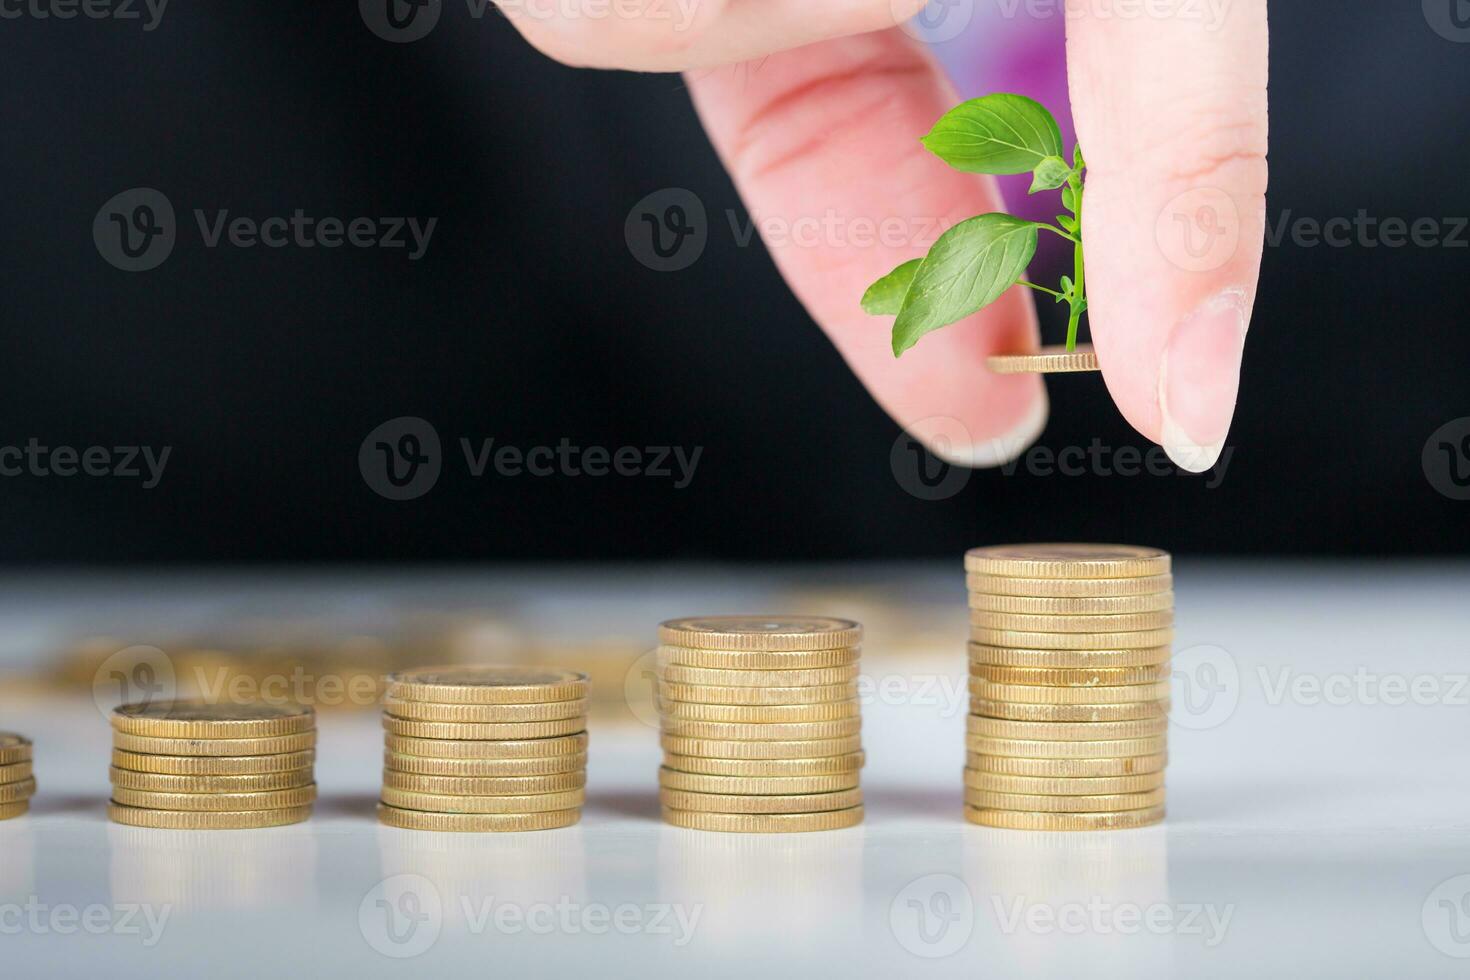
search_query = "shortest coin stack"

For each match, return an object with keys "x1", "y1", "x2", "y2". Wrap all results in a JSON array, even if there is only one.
[
  {"x1": 965, "y1": 544, "x2": 1172, "y2": 832},
  {"x1": 656, "y1": 616, "x2": 866, "y2": 833},
  {"x1": 378, "y1": 666, "x2": 590, "y2": 833},
  {"x1": 0, "y1": 732, "x2": 36, "y2": 820},
  {"x1": 108, "y1": 701, "x2": 318, "y2": 830}
]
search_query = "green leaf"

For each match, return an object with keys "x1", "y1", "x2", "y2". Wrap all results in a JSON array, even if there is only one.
[
  {"x1": 1061, "y1": 186, "x2": 1076, "y2": 212},
  {"x1": 1056, "y1": 214, "x2": 1078, "y2": 233},
  {"x1": 920, "y1": 94, "x2": 1063, "y2": 176},
  {"x1": 891, "y1": 214, "x2": 1039, "y2": 357},
  {"x1": 1073, "y1": 144, "x2": 1086, "y2": 170},
  {"x1": 860, "y1": 259, "x2": 922, "y2": 316},
  {"x1": 1029, "y1": 156, "x2": 1073, "y2": 194}
]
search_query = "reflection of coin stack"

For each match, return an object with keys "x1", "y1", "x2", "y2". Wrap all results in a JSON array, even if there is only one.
[
  {"x1": 0, "y1": 732, "x2": 36, "y2": 820},
  {"x1": 964, "y1": 545, "x2": 1172, "y2": 831},
  {"x1": 377, "y1": 666, "x2": 589, "y2": 832},
  {"x1": 108, "y1": 702, "x2": 317, "y2": 829},
  {"x1": 656, "y1": 617, "x2": 865, "y2": 833}
]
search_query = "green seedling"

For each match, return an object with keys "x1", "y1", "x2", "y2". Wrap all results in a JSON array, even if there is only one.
[{"x1": 861, "y1": 94, "x2": 1089, "y2": 356}]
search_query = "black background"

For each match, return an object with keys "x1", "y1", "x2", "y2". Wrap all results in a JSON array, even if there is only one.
[{"x1": 1, "y1": 3, "x2": 1467, "y2": 562}]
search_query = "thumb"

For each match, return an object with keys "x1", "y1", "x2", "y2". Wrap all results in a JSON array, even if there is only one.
[{"x1": 1066, "y1": 0, "x2": 1269, "y2": 472}]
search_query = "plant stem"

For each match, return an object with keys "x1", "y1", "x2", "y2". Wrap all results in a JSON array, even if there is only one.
[
  {"x1": 1038, "y1": 224, "x2": 1079, "y2": 245},
  {"x1": 1019, "y1": 281, "x2": 1064, "y2": 299},
  {"x1": 1065, "y1": 170, "x2": 1086, "y2": 352}
]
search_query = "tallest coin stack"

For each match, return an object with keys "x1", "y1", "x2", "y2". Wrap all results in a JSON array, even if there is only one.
[{"x1": 964, "y1": 545, "x2": 1173, "y2": 831}]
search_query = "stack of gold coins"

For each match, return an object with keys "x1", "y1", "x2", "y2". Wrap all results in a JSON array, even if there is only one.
[
  {"x1": 965, "y1": 545, "x2": 1172, "y2": 831},
  {"x1": 0, "y1": 732, "x2": 35, "y2": 820},
  {"x1": 656, "y1": 616, "x2": 865, "y2": 833},
  {"x1": 108, "y1": 702, "x2": 317, "y2": 829},
  {"x1": 377, "y1": 666, "x2": 589, "y2": 832}
]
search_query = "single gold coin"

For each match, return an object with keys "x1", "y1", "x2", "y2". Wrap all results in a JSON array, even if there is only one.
[
  {"x1": 967, "y1": 573, "x2": 1173, "y2": 598},
  {"x1": 108, "y1": 767, "x2": 314, "y2": 793},
  {"x1": 111, "y1": 785, "x2": 318, "y2": 812},
  {"x1": 656, "y1": 681, "x2": 857, "y2": 706},
  {"x1": 970, "y1": 627, "x2": 1173, "y2": 651},
  {"x1": 967, "y1": 752, "x2": 1167, "y2": 777},
  {"x1": 0, "y1": 733, "x2": 33, "y2": 766},
  {"x1": 968, "y1": 592, "x2": 1174, "y2": 615},
  {"x1": 377, "y1": 803, "x2": 580, "y2": 833},
  {"x1": 660, "y1": 734, "x2": 863, "y2": 760},
  {"x1": 112, "y1": 731, "x2": 317, "y2": 757},
  {"x1": 385, "y1": 751, "x2": 587, "y2": 777},
  {"x1": 967, "y1": 715, "x2": 1168, "y2": 741},
  {"x1": 380, "y1": 717, "x2": 585, "y2": 740},
  {"x1": 658, "y1": 700, "x2": 859, "y2": 724},
  {"x1": 386, "y1": 666, "x2": 589, "y2": 705},
  {"x1": 659, "y1": 787, "x2": 863, "y2": 814},
  {"x1": 662, "y1": 805, "x2": 864, "y2": 833},
  {"x1": 970, "y1": 644, "x2": 1172, "y2": 668},
  {"x1": 0, "y1": 778, "x2": 36, "y2": 804},
  {"x1": 662, "y1": 751, "x2": 865, "y2": 777},
  {"x1": 969, "y1": 611, "x2": 1175, "y2": 633},
  {"x1": 969, "y1": 679, "x2": 1172, "y2": 704},
  {"x1": 657, "y1": 648, "x2": 861, "y2": 672},
  {"x1": 970, "y1": 663, "x2": 1172, "y2": 687},
  {"x1": 111, "y1": 701, "x2": 315, "y2": 739},
  {"x1": 108, "y1": 802, "x2": 313, "y2": 830},
  {"x1": 0, "y1": 800, "x2": 28, "y2": 821},
  {"x1": 658, "y1": 767, "x2": 859, "y2": 795},
  {"x1": 657, "y1": 663, "x2": 860, "y2": 687},
  {"x1": 381, "y1": 770, "x2": 586, "y2": 795},
  {"x1": 379, "y1": 787, "x2": 585, "y2": 814},
  {"x1": 969, "y1": 699, "x2": 1170, "y2": 723},
  {"x1": 0, "y1": 761, "x2": 33, "y2": 784},
  {"x1": 660, "y1": 718, "x2": 861, "y2": 741},
  {"x1": 110, "y1": 748, "x2": 315, "y2": 775},
  {"x1": 966, "y1": 787, "x2": 1165, "y2": 813},
  {"x1": 964, "y1": 544, "x2": 1170, "y2": 579},
  {"x1": 384, "y1": 733, "x2": 588, "y2": 760},
  {"x1": 986, "y1": 345, "x2": 1099, "y2": 375},
  {"x1": 964, "y1": 769, "x2": 1164, "y2": 795},
  {"x1": 382, "y1": 698, "x2": 588, "y2": 724},
  {"x1": 967, "y1": 735, "x2": 1167, "y2": 759},
  {"x1": 964, "y1": 805, "x2": 1165, "y2": 831},
  {"x1": 658, "y1": 616, "x2": 861, "y2": 652}
]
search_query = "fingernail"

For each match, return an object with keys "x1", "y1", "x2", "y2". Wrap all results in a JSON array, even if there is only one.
[
  {"x1": 1158, "y1": 289, "x2": 1248, "y2": 474},
  {"x1": 932, "y1": 387, "x2": 1049, "y2": 469}
]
